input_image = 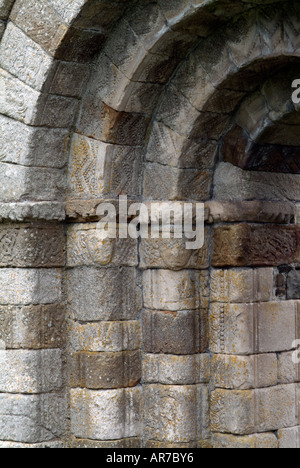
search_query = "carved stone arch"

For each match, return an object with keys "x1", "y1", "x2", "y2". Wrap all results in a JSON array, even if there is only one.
[{"x1": 0, "y1": 0, "x2": 299, "y2": 449}]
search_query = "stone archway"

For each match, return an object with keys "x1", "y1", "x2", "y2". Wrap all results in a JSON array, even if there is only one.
[{"x1": 0, "y1": 0, "x2": 299, "y2": 448}]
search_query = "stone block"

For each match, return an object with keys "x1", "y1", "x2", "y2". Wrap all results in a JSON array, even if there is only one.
[
  {"x1": 67, "y1": 223, "x2": 138, "y2": 268},
  {"x1": 0, "y1": 268, "x2": 62, "y2": 305},
  {"x1": 0, "y1": 201, "x2": 65, "y2": 223},
  {"x1": 210, "y1": 268, "x2": 273, "y2": 304},
  {"x1": 71, "y1": 438, "x2": 141, "y2": 449},
  {"x1": 34, "y1": 93, "x2": 78, "y2": 128},
  {"x1": 0, "y1": 68, "x2": 40, "y2": 124},
  {"x1": 278, "y1": 352, "x2": 300, "y2": 385},
  {"x1": 143, "y1": 163, "x2": 212, "y2": 201},
  {"x1": 69, "y1": 351, "x2": 141, "y2": 389},
  {"x1": 0, "y1": 115, "x2": 69, "y2": 168},
  {"x1": 156, "y1": 85, "x2": 200, "y2": 136},
  {"x1": 210, "y1": 389, "x2": 255, "y2": 435},
  {"x1": 143, "y1": 384, "x2": 209, "y2": 443},
  {"x1": 0, "y1": 224, "x2": 64, "y2": 267},
  {"x1": 10, "y1": 0, "x2": 68, "y2": 56},
  {"x1": 143, "y1": 269, "x2": 210, "y2": 311},
  {"x1": 142, "y1": 353, "x2": 211, "y2": 385},
  {"x1": 0, "y1": 391, "x2": 67, "y2": 443},
  {"x1": 122, "y1": 81, "x2": 163, "y2": 115},
  {"x1": 287, "y1": 270, "x2": 300, "y2": 299},
  {"x1": 0, "y1": 0, "x2": 15, "y2": 19},
  {"x1": 212, "y1": 432, "x2": 278, "y2": 449},
  {"x1": 68, "y1": 134, "x2": 142, "y2": 198},
  {"x1": 0, "y1": 163, "x2": 66, "y2": 203},
  {"x1": 214, "y1": 162, "x2": 300, "y2": 202},
  {"x1": 145, "y1": 121, "x2": 217, "y2": 169},
  {"x1": 0, "y1": 349, "x2": 63, "y2": 393},
  {"x1": 139, "y1": 231, "x2": 209, "y2": 271},
  {"x1": 211, "y1": 354, "x2": 277, "y2": 390},
  {"x1": 67, "y1": 267, "x2": 142, "y2": 321},
  {"x1": 142, "y1": 309, "x2": 208, "y2": 355},
  {"x1": 68, "y1": 321, "x2": 141, "y2": 353},
  {"x1": 212, "y1": 224, "x2": 300, "y2": 267},
  {"x1": 210, "y1": 301, "x2": 299, "y2": 355},
  {"x1": 256, "y1": 384, "x2": 297, "y2": 432},
  {"x1": 0, "y1": 304, "x2": 65, "y2": 350},
  {"x1": 77, "y1": 96, "x2": 149, "y2": 146},
  {"x1": 0, "y1": 22, "x2": 53, "y2": 91},
  {"x1": 47, "y1": 60, "x2": 90, "y2": 98},
  {"x1": 70, "y1": 387, "x2": 142, "y2": 441},
  {"x1": 278, "y1": 427, "x2": 300, "y2": 449}
]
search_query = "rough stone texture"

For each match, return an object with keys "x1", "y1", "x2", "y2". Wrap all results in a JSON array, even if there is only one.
[
  {"x1": 0, "y1": 114, "x2": 69, "y2": 168},
  {"x1": 0, "y1": 349, "x2": 63, "y2": 393},
  {"x1": 142, "y1": 354, "x2": 211, "y2": 385},
  {"x1": 214, "y1": 163, "x2": 300, "y2": 202},
  {"x1": 287, "y1": 270, "x2": 300, "y2": 299},
  {"x1": 210, "y1": 301, "x2": 300, "y2": 355},
  {"x1": 0, "y1": 304, "x2": 65, "y2": 350},
  {"x1": 211, "y1": 385, "x2": 297, "y2": 435},
  {"x1": 67, "y1": 267, "x2": 142, "y2": 321},
  {"x1": 67, "y1": 223, "x2": 138, "y2": 268},
  {"x1": 212, "y1": 354, "x2": 278, "y2": 390},
  {"x1": 139, "y1": 231, "x2": 209, "y2": 270},
  {"x1": 0, "y1": 224, "x2": 64, "y2": 267},
  {"x1": 143, "y1": 384, "x2": 209, "y2": 443},
  {"x1": 142, "y1": 309, "x2": 208, "y2": 355},
  {"x1": 213, "y1": 433, "x2": 278, "y2": 449},
  {"x1": 278, "y1": 427, "x2": 300, "y2": 449},
  {"x1": 210, "y1": 268, "x2": 274, "y2": 304},
  {"x1": 0, "y1": 268, "x2": 62, "y2": 305},
  {"x1": 0, "y1": 391, "x2": 67, "y2": 443},
  {"x1": 68, "y1": 321, "x2": 141, "y2": 353},
  {"x1": 143, "y1": 269, "x2": 210, "y2": 311},
  {"x1": 70, "y1": 387, "x2": 142, "y2": 441},
  {"x1": 69, "y1": 351, "x2": 141, "y2": 389},
  {"x1": 213, "y1": 224, "x2": 300, "y2": 267}
]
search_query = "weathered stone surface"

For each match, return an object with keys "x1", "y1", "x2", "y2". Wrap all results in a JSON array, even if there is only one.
[
  {"x1": 0, "y1": 0, "x2": 15, "y2": 19},
  {"x1": 0, "y1": 349, "x2": 63, "y2": 393},
  {"x1": 210, "y1": 301, "x2": 300, "y2": 355},
  {"x1": 287, "y1": 270, "x2": 300, "y2": 299},
  {"x1": 0, "y1": 224, "x2": 64, "y2": 267},
  {"x1": 139, "y1": 233, "x2": 209, "y2": 270},
  {"x1": 142, "y1": 309, "x2": 208, "y2": 355},
  {"x1": 0, "y1": 114, "x2": 69, "y2": 168},
  {"x1": 214, "y1": 163, "x2": 300, "y2": 201},
  {"x1": 212, "y1": 354, "x2": 277, "y2": 390},
  {"x1": 143, "y1": 269, "x2": 210, "y2": 311},
  {"x1": 0, "y1": 163, "x2": 66, "y2": 203},
  {"x1": 68, "y1": 134, "x2": 142, "y2": 198},
  {"x1": 70, "y1": 387, "x2": 142, "y2": 441},
  {"x1": 256, "y1": 384, "x2": 298, "y2": 433},
  {"x1": 206, "y1": 200, "x2": 295, "y2": 224},
  {"x1": 67, "y1": 267, "x2": 142, "y2": 321},
  {"x1": 0, "y1": 268, "x2": 62, "y2": 305},
  {"x1": 67, "y1": 223, "x2": 138, "y2": 268},
  {"x1": 0, "y1": 391, "x2": 67, "y2": 443},
  {"x1": 212, "y1": 433, "x2": 278, "y2": 449},
  {"x1": 77, "y1": 97, "x2": 149, "y2": 146},
  {"x1": 68, "y1": 320, "x2": 141, "y2": 353},
  {"x1": 71, "y1": 438, "x2": 142, "y2": 449},
  {"x1": 0, "y1": 22, "x2": 53, "y2": 91},
  {"x1": 278, "y1": 352, "x2": 300, "y2": 385},
  {"x1": 0, "y1": 304, "x2": 65, "y2": 350},
  {"x1": 143, "y1": 163, "x2": 212, "y2": 201},
  {"x1": 10, "y1": 0, "x2": 68, "y2": 56},
  {"x1": 212, "y1": 224, "x2": 300, "y2": 267},
  {"x1": 210, "y1": 268, "x2": 273, "y2": 304},
  {"x1": 143, "y1": 384, "x2": 209, "y2": 443},
  {"x1": 0, "y1": 441, "x2": 65, "y2": 448},
  {"x1": 46, "y1": 60, "x2": 90, "y2": 98},
  {"x1": 278, "y1": 427, "x2": 300, "y2": 449},
  {"x1": 0, "y1": 201, "x2": 66, "y2": 222},
  {"x1": 142, "y1": 354, "x2": 211, "y2": 385},
  {"x1": 70, "y1": 351, "x2": 141, "y2": 389}
]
